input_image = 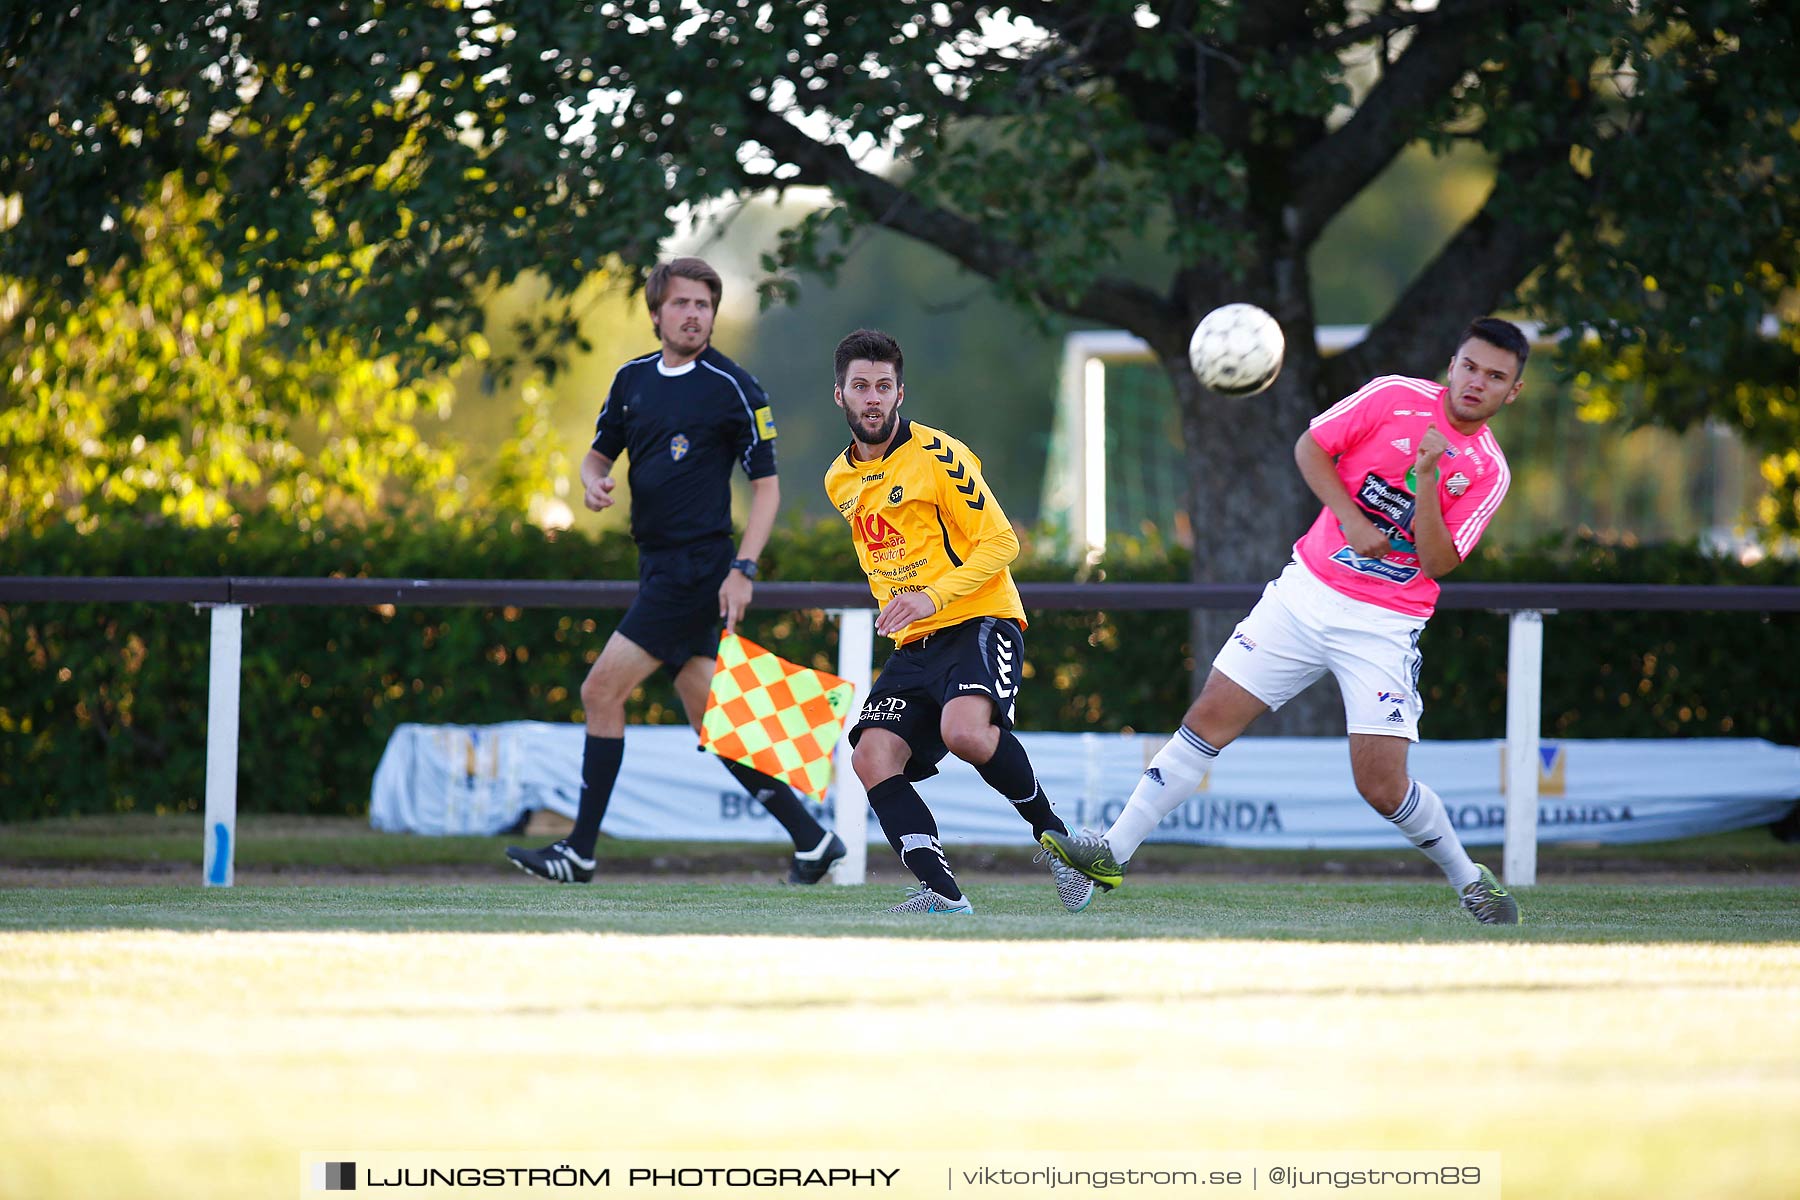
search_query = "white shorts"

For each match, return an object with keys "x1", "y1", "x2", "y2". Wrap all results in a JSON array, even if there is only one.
[{"x1": 1211, "y1": 559, "x2": 1427, "y2": 740}]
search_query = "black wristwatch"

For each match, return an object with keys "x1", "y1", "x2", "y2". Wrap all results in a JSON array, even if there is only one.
[{"x1": 730, "y1": 558, "x2": 759, "y2": 580}]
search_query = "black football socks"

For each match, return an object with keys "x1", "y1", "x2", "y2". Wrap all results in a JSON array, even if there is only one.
[
  {"x1": 976, "y1": 729, "x2": 1067, "y2": 839},
  {"x1": 867, "y1": 775, "x2": 961, "y2": 900},
  {"x1": 566, "y1": 734, "x2": 624, "y2": 859},
  {"x1": 719, "y1": 757, "x2": 829, "y2": 850}
]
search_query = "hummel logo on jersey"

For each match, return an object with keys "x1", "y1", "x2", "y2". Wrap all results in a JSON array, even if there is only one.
[
  {"x1": 1386, "y1": 709, "x2": 1405, "y2": 724},
  {"x1": 1445, "y1": 471, "x2": 1470, "y2": 497},
  {"x1": 1390, "y1": 437, "x2": 1411, "y2": 453},
  {"x1": 1144, "y1": 767, "x2": 1165, "y2": 786}
]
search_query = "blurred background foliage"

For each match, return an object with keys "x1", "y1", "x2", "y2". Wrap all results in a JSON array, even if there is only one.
[
  {"x1": 1, "y1": 180, "x2": 464, "y2": 533},
  {"x1": 7, "y1": 153, "x2": 1778, "y2": 542}
]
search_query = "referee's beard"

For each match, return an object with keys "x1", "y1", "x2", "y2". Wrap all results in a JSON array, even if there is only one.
[{"x1": 845, "y1": 406, "x2": 899, "y2": 446}]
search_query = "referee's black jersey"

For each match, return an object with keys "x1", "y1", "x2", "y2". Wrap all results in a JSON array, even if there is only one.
[{"x1": 591, "y1": 346, "x2": 779, "y2": 551}]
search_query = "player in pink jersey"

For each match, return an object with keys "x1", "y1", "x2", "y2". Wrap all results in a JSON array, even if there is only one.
[{"x1": 1043, "y1": 317, "x2": 1530, "y2": 924}]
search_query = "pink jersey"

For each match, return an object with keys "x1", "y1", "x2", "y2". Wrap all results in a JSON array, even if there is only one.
[{"x1": 1293, "y1": 375, "x2": 1511, "y2": 618}]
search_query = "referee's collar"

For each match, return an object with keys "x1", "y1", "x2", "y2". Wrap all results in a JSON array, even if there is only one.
[
  {"x1": 655, "y1": 347, "x2": 709, "y2": 377},
  {"x1": 842, "y1": 417, "x2": 913, "y2": 468}
]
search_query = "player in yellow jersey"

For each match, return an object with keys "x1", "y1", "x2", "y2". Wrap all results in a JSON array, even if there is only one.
[{"x1": 824, "y1": 329, "x2": 1093, "y2": 916}]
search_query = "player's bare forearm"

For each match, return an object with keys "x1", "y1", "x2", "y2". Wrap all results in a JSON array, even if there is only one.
[
  {"x1": 736, "y1": 475, "x2": 780, "y2": 565},
  {"x1": 1411, "y1": 491, "x2": 1461, "y2": 578},
  {"x1": 1296, "y1": 431, "x2": 1389, "y2": 558},
  {"x1": 1410, "y1": 425, "x2": 1461, "y2": 577},
  {"x1": 1294, "y1": 432, "x2": 1359, "y2": 525},
  {"x1": 1409, "y1": 472, "x2": 1459, "y2": 578}
]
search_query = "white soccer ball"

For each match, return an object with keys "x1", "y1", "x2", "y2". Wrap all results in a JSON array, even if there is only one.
[{"x1": 1188, "y1": 303, "x2": 1285, "y2": 396}]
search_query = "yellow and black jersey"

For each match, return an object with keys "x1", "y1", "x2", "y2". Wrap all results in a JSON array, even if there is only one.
[{"x1": 824, "y1": 418, "x2": 1025, "y2": 645}]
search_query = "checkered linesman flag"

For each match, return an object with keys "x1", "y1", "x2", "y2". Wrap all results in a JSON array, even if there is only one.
[{"x1": 699, "y1": 632, "x2": 856, "y2": 802}]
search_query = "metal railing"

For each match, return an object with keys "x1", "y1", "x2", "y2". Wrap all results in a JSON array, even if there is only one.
[{"x1": 5, "y1": 575, "x2": 1796, "y2": 888}]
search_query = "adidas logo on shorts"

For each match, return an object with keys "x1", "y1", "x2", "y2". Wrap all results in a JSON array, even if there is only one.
[{"x1": 1386, "y1": 709, "x2": 1405, "y2": 724}]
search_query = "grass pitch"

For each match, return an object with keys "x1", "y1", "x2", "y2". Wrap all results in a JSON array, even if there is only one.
[{"x1": 2, "y1": 876, "x2": 1797, "y2": 1200}]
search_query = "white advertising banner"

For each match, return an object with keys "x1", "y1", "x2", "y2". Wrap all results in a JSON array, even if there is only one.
[{"x1": 370, "y1": 723, "x2": 1800, "y2": 849}]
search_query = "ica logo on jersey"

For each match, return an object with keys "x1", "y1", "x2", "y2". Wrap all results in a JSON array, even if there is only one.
[
  {"x1": 853, "y1": 511, "x2": 908, "y2": 564},
  {"x1": 853, "y1": 511, "x2": 903, "y2": 547}
]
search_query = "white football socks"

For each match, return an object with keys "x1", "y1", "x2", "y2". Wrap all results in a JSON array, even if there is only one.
[
  {"x1": 1106, "y1": 725, "x2": 1220, "y2": 862},
  {"x1": 1388, "y1": 778, "x2": 1481, "y2": 891}
]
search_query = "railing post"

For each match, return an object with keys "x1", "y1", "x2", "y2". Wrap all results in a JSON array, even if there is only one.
[
  {"x1": 830, "y1": 608, "x2": 875, "y2": 886},
  {"x1": 1503, "y1": 609, "x2": 1546, "y2": 887},
  {"x1": 201, "y1": 603, "x2": 245, "y2": 887}
]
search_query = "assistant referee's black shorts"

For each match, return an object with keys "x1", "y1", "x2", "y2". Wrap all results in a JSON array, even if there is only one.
[
  {"x1": 847, "y1": 615, "x2": 1024, "y2": 781},
  {"x1": 615, "y1": 536, "x2": 733, "y2": 671}
]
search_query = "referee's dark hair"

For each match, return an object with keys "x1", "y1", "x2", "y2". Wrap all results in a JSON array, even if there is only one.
[
  {"x1": 834, "y1": 328, "x2": 904, "y2": 388},
  {"x1": 1459, "y1": 317, "x2": 1530, "y2": 375},
  {"x1": 646, "y1": 257, "x2": 723, "y2": 332}
]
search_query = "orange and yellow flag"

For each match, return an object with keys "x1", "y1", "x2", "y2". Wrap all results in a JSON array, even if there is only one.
[{"x1": 699, "y1": 633, "x2": 857, "y2": 802}]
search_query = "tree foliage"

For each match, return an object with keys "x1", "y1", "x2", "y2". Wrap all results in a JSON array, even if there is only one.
[
  {"x1": 4, "y1": 1, "x2": 1796, "y2": 547},
  {"x1": 0, "y1": 177, "x2": 473, "y2": 532}
]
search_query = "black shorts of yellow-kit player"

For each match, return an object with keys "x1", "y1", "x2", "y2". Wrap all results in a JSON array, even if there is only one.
[{"x1": 847, "y1": 615, "x2": 1023, "y2": 781}]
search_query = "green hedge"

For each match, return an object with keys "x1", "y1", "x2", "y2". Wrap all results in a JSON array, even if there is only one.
[
  {"x1": 1, "y1": 518, "x2": 1794, "y2": 819},
  {"x1": 1431, "y1": 539, "x2": 1800, "y2": 743}
]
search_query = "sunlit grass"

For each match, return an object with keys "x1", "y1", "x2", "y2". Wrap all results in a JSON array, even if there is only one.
[{"x1": 1, "y1": 880, "x2": 1796, "y2": 1199}]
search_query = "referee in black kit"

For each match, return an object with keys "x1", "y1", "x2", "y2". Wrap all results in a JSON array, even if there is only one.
[{"x1": 507, "y1": 257, "x2": 846, "y2": 885}]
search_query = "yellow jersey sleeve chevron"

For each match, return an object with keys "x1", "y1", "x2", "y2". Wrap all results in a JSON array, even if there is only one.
[{"x1": 824, "y1": 419, "x2": 1025, "y2": 644}]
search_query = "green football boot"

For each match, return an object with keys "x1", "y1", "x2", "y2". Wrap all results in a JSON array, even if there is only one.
[
  {"x1": 1460, "y1": 863, "x2": 1521, "y2": 925},
  {"x1": 1038, "y1": 829, "x2": 1126, "y2": 892}
]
